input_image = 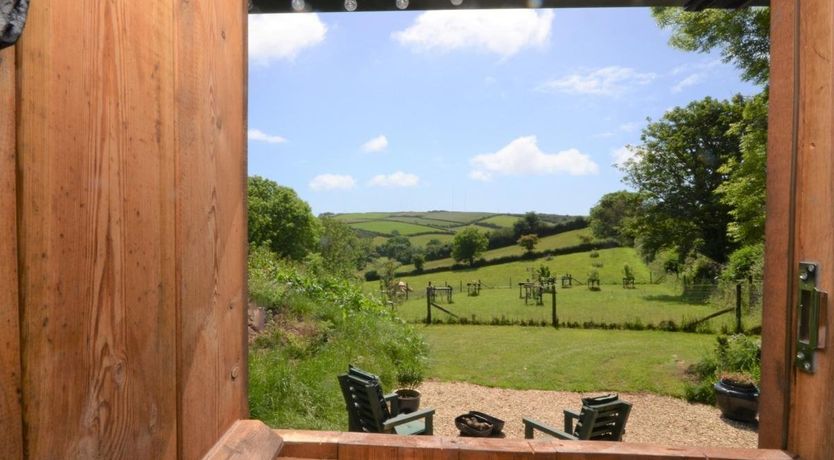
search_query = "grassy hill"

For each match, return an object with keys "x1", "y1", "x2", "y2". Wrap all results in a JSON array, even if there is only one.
[
  {"x1": 328, "y1": 211, "x2": 584, "y2": 248},
  {"x1": 399, "y1": 228, "x2": 594, "y2": 272}
]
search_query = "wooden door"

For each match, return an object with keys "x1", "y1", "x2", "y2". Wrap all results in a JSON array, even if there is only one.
[{"x1": 761, "y1": 1, "x2": 834, "y2": 457}]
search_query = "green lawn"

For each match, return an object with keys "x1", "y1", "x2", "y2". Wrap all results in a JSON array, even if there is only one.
[
  {"x1": 388, "y1": 247, "x2": 651, "y2": 287},
  {"x1": 420, "y1": 326, "x2": 716, "y2": 397},
  {"x1": 391, "y1": 283, "x2": 759, "y2": 331}
]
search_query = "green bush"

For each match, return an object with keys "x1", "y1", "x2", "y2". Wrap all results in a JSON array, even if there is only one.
[
  {"x1": 683, "y1": 334, "x2": 761, "y2": 404},
  {"x1": 248, "y1": 247, "x2": 428, "y2": 429}
]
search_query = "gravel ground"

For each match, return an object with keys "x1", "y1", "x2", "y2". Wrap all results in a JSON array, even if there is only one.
[{"x1": 419, "y1": 381, "x2": 758, "y2": 448}]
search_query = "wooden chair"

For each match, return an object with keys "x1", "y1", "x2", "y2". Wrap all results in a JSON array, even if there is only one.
[
  {"x1": 338, "y1": 366, "x2": 434, "y2": 435},
  {"x1": 523, "y1": 395, "x2": 631, "y2": 441}
]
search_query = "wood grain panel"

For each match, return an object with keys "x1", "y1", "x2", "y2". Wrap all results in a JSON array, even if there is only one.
[
  {"x1": 787, "y1": 1, "x2": 834, "y2": 458},
  {"x1": 759, "y1": 0, "x2": 797, "y2": 450},
  {"x1": 174, "y1": 0, "x2": 247, "y2": 457},
  {"x1": 16, "y1": 0, "x2": 178, "y2": 457},
  {"x1": 203, "y1": 420, "x2": 283, "y2": 460},
  {"x1": 0, "y1": 45, "x2": 24, "y2": 460}
]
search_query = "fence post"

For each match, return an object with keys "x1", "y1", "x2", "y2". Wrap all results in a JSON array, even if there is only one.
[
  {"x1": 426, "y1": 287, "x2": 432, "y2": 324},
  {"x1": 551, "y1": 289, "x2": 558, "y2": 328},
  {"x1": 735, "y1": 283, "x2": 743, "y2": 333}
]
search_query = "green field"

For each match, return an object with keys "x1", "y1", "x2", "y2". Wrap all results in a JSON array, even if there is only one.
[
  {"x1": 387, "y1": 247, "x2": 650, "y2": 286},
  {"x1": 421, "y1": 326, "x2": 715, "y2": 397},
  {"x1": 408, "y1": 233, "x2": 455, "y2": 247},
  {"x1": 351, "y1": 220, "x2": 448, "y2": 236},
  {"x1": 391, "y1": 284, "x2": 759, "y2": 331},
  {"x1": 476, "y1": 214, "x2": 519, "y2": 228},
  {"x1": 399, "y1": 228, "x2": 594, "y2": 271},
  {"x1": 386, "y1": 216, "x2": 460, "y2": 228}
]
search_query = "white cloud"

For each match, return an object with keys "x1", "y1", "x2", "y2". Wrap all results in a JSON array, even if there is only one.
[
  {"x1": 361, "y1": 135, "x2": 389, "y2": 153},
  {"x1": 469, "y1": 136, "x2": 599, "y2": 180},
  {"x1": 469, "y1": 170, "x2": 493, "y2": 182},
  {"x1": 368, "y1": 171, "x2": 420, "y2": 188},
  {"x1": 538, "y1": 66, "x2": 657, "y2": 96},
  {"x1": 392, "y1": 10, "x2": 553, "y2": 58},
  {"x1": 309, "y1": 174, "x2": 356, "y2": 191},
  {"x1": 249, "y1": 14, "x2": 327, "y2": 64},
  {"x1": 618, "y1": 122, "x2": 640, "y2": 133},
  {"x1": 672, "y1": 74, "x2": 703, "y2": 93},
  {"x1": 248, "y1": 129, "x2": 286, "y2": 144},
  {"x1": 611, "y1": 146, "x2": 639, "y2": 167},
  {"x1": 669, "y1": 59, "x2": 721, "y2": 93}
]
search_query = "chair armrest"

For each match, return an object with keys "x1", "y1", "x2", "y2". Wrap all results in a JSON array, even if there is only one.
[
  {"x1": 383, "y1": 407, "x2": 435, "y2": 434},
  {"x1": 522, "y1": 417, "x2": 578, "y2": 440},
  {"x1": 384, "y1": 392, "x2": 400, "y2": 415},
  {"x1": 563, "y1": 409, "x2": 581, "y2": 434}
]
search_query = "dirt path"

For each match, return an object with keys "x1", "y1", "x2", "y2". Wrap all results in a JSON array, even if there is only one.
[{"x1": 420, "y1": 381, "x2": 758, "y2": 448}]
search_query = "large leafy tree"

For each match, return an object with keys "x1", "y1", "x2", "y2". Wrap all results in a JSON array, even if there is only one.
[
  {"x1": 376, "y1": 232, "x2": 414, "y2": 264},
  {"x1": 652, "y1": 7, "x2": 770, "y2": 85},
  {"x1": 452, "y1": 227, "x2": 489, "y2": 267},
  {"x1": 248, "y1": 176, "x2": 320, "y2": 260},
  {"x1": 622, "y1": 96, "x2": 746, "y2": 263},
  {"x1": 653, "y1": 7, "x2": 769, "y2": 250},
  {"x1": 319, "y1": 217, "x2": 368, "y2": 277},
  {"x1": 589, "y1": 191, "x2": 642, "y2": 246}
]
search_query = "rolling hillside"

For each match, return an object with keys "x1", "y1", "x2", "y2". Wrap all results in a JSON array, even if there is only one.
[{"x1": 327, "y1": 211, "x2": 584, "y2": 247}]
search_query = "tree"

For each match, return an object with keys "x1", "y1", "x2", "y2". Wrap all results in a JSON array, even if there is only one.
[
  {"x1": 517, "y1": 234, "x2": 539, "y2": 254},
  {"x1": 424, "y1": 238, "x2": 451, "y2": 261},
  {"x1": 589, "y1": 191, "x2": 642, "y2": 246},
  {"x1": 652, "y1": 7, "x2": 770, "y2": 268},
  {"x1": 377, "y1": 233, "x2": 414, "y2": 264},
  {"x1": 451, "y1": 227, "x2": 489, "y2": 266},
  {"x1": 652, "y1": 7, "x2": 770, "y2": 85},
  {"x1": 412, "y1": 253, "x2": 425, "y2": 272},
  {"x1": 715, "y1": 91, "x2": 767, "y2": 246},
  {"x1": 622, "y1": 96, "x2": 745, "y2": 263},
  {"x1": 513, "y1": 212, "x2": 543, "y2": 238},
  {"x1": 248, "y1": 176, "x2": 320, "y2": 260},
  {"x1": 319, "y1": 217, "x2": 368, "y2": 278}
]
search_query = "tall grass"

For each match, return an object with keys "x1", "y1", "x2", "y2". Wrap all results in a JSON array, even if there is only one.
[{"x1": 248, "y1": 247, "x2": 427, "y2": 429}]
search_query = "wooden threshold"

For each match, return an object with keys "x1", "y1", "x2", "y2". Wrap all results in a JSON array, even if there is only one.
[{"x1": 274, "y1": 429, "x2": 796, "y2": 460}]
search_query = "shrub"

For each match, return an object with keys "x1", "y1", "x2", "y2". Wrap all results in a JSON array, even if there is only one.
[
  {"x1": 248, "y1": 249, "x2": 428, "y2": 430},
  {"x1": 683, "y1": 334, "x2": 761, "y2": 404}
]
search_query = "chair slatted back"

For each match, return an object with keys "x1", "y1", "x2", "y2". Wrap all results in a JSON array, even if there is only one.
[
  {"x1": 573, "y1": 400, "x2": 631, "y2": 441},
  {"x1": 338, "y1": 373, "x2": 392, "y2": 433}
]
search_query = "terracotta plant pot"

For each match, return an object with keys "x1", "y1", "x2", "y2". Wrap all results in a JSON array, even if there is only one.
[
  {"x1": 395, "y1": 388, "x2": 421, "y2": 414},
  {"x1": 714, "y1": 378, "x2": 759, "y2": 422}
]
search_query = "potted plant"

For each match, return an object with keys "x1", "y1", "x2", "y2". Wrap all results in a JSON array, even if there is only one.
[
  {"x1": 714, "y1": 371, "x2": 759, "y2": 422},
  {"x1": 394, "y1": 364, "x2": 424, "y2": 414}
]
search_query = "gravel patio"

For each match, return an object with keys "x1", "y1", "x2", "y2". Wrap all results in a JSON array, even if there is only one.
[{"x1": 420, "y1": 381, "x2": 758, "y2": 448}]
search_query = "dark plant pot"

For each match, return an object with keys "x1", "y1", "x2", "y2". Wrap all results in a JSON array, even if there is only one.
[
  {"x1": 395, "y1": 388, "x2": 421, "y2": 414},
  {"x1": 714, "y1": 380, "x2": 759, "y2": 422}
]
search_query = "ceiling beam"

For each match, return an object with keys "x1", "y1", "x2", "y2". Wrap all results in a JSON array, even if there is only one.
[{"x1": 250, "y1": 0, "x2": 768, "y2": 14}]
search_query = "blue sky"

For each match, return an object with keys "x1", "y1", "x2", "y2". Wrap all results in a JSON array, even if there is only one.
[{"x1": 248, "y1": 8, "x2": 760, "y2": 216}]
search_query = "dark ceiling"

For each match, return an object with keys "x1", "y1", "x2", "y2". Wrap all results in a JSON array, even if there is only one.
[{"x1": 250, "y1": 0, "x2": 768, "y2": 14}]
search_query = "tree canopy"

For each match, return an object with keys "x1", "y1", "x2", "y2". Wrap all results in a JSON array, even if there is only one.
[
  {"x1": 319, "y1": 217, "x2": 368, "y2": 277},
  {"x1": 622, "y1": 96, "x2": 746, "y2": 263},
  {"x1": 652, "y1": 7, "x2": 770, "y2": 85},
  {"x1": 589, "y1": 191, "x2": 642, "y2": 246},
  {"x1": 513, "y1": 212, "x2": 543, "y2": 238},
  {"x1": 452, "y1": 227, "x2": 489, "y2": 266},
  {"x1": 248, "y1": 176, "x2": 320, "y2": 260}
]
